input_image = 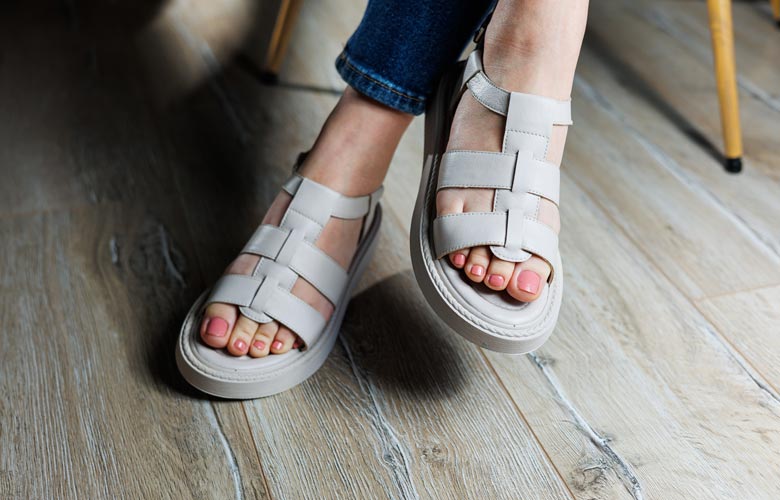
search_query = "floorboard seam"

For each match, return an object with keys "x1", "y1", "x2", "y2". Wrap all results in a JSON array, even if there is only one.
[
  {"x1": 339, "y1": 336, "x2": 420, "y2": 500},
  {"x1": 207, "y1": 403, "x2": 244, "y2": 500},
  {"x1": 573, "y1": 73, "x2": 780, "y2": 262},
  {"x1": 694, "y1": 282, "x2": 780, "y2": 302},
  {"x1": 527, "y1": 353, "x2": 645, "y2": 500},
  {"x1": 569, "y1": 72, "x2": 780, "y2": 414},
  {"x1": 478, "y1": 349, "x2": 576, "y2": 500},
  {"x1": 692, "y1": 311, "x2": 780, "y2": 403},
  {"x1": 240, "y1": 404, "x2": 275, "y2": 500}
]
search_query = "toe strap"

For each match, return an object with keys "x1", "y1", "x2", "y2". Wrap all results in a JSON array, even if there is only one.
[
  {"x1": 432, "y1": 210, "x2": 559, "y2": 275},
  {"x1": 433, "y1": 212, "x2": 506, "y2": 258},
  {"x1": 207, "y1": 274, "x2": 326, "y2": 348}
]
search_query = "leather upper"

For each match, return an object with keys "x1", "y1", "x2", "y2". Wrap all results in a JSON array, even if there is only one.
[
  {"x1": 433, "y1": 48, "x2": 572, "y2": 280},
  {"x1": 205, "y1": 162, "x2": 383, "y2": 349}
]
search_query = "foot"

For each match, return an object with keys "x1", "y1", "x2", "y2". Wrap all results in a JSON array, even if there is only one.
[
  {"x1": 199, "y1": 181, "x2": 363, "y2": 357},
  {"x1": 436, "y1": 0, "x2": 586, "y2": 303},
  {"x1": 437, "y1": 90, "x2": 562, "y2": 302},
  {"x1": 200, "y1": 87, "x2": 412, "y2": 357}
]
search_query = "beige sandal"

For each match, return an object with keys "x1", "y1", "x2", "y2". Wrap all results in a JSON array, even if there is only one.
[
  {"x1": 411, "y1": 47, "x2": 571, "y2": 353},
  {"x1": 177, "y1": 158, "x2": 383, "y2": 398}
]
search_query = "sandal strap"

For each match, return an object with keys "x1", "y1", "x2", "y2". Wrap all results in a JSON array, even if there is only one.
[
  {"x1": 205, "y1": 164, "x2": 383, "y2": 347},
  {"x1": 433, "y1": 211, "x2": 559, "y2": 266},
  {"x1": 437, "y1": 150, "x2": 560, "y2": 206},
  {"x1": 241, "y1": 225, "x2": 348, "y2": 304},
  {"x1": 207, "y1": 274, "x2": 325, "y2": 347},
  {"x1": 433, "y1": 48, "x2": 573, "y2": 279}
]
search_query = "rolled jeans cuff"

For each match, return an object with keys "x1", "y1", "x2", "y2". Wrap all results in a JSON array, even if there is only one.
[{"x1": 336, "y1": 51, "x2": 427, "y2": 115}]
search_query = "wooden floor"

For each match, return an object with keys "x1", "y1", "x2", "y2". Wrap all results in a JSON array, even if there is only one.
[{"x1": 2, "y1": 0, "x2": 780, "y2": 498}]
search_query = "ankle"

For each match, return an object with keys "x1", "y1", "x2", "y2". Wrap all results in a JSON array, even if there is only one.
[
  {"x1": 299, "y1": 87, "x2": 412, "y2": 195},
  {"x1": 481, "y1": 1, "x2": 587, "y2": 99},
  {"x1": 482, "y1": 37, "x2": 578, "y2": 99}
]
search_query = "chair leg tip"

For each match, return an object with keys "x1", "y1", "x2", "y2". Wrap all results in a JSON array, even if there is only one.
[
  {"x1": 776, "y1": 20, "x2": 780, "y2": 29},
  {"x1": 725, "y1": 157, "x2": 742, "y2": 173},
  {"x1": 259, "y1": 71, "x2": 280, "y2": 85}
]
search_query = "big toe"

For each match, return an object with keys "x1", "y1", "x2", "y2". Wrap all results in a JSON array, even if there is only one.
[
  {"x1": 200, "y1": 303, "x2": 237, "y2": 348},
  {"x1": 507, "y1": 256, "x2": 550, "y2": 302}
]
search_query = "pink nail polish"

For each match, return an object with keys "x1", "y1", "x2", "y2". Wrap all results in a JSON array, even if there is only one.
[
  {"x1": 453, "y1": 253, "x2": 466, "y2": 266},
  {"x1": 471, "y1": 265, "x2": 485, "y2": 277},
  {"x1": 272, "y1": 340, "x2": 284, "y2": 351},
  {"x1": 206, "y1": 317, "x2": 229, "y2": 337},
  {"x1": 488, "y1": 274, "x2": 504, "y2": 287},
  {"x1": 253, "y1": 340, "x2": 265, "y2": 350},
  {"x1": 517, "y1": 270, "x2": 541, "y2": 294},
  {"x1": 234, "y1": 339, "x2": 247, "y2": 351}
]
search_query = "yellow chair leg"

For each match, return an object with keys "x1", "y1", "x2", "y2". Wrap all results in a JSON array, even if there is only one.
[
  {"x1": 706, "y1": 0, "x2": 743, "y2": 172},
  {"x1": 262, "y1": 0, "x2": 304, "y2": 80},
  {"x1": 772, "y1": 0, "x2": 780, "y2": 27}
]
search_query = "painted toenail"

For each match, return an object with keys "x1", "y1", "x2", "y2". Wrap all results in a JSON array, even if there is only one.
[
  {"x1": 234, "y1": 339, "x2": 247, "y2": 351},
  {"x1": 453, "y1": 253, "x2": 466, "y2": 266},
  {"x1": 272, "y1": 340, "x2": 284, "y2": 351},
  {"x1": 488, "y1": 274, "x2": 504, "y2": 287},
  {"x1": 471, "y1": 265, "x2": 485, "y2": 277},
  {"x1": 206, "y1": 317, "x2": 229, "y2": 337},
  {"x1": 517, "y1": 270, "x2": 541, "y2": 294},
  {"x1": 253, "y1": 341, "x2": 265, "y2": 350}
]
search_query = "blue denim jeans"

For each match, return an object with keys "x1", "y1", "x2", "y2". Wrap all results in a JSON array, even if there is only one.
[{"x1": 336, "y1": 0, "x2": 495, "y2": 115}]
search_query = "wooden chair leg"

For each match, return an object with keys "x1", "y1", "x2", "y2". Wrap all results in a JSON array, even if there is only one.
[
  {"x1": 706, "y1": 0, "x2": 743, "y2": 172},
  {"x1": 772, "y1": 0, "x2": 780, "y2": 27},
  {"x1": 261, "y1": 0, "x2": 304, "y2": 80}
]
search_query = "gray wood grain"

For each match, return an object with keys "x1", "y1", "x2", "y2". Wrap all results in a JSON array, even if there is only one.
[{"x1": 3, "y1": 0, "x2": 780, "y2": 498}]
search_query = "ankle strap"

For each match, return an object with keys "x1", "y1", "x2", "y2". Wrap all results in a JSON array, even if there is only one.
[{"x1": 461, "y1": 49, "x2": 572, "y2": 124}]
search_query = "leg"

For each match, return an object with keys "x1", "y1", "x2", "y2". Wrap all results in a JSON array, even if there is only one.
[
  {"x1": 201, "y1": 87, "x2": 411, "y2": 357},
  {"x1": 706, "y1": 0, "x2": 743, "y2": 172},
  {"x1": 440, "y1": 0, "x2": 588, "y2": 301},
  {"x1": 202, "y1": 0, "x2": 495, "y2": 358}
]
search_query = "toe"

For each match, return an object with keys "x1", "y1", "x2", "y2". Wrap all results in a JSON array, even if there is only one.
[
  {"x1": 465, "y1": 246, "x2": 490, "y2": 283},
  {"x1": 270, "y1": 326, "x2": 296, "y2": 354},
  {"x1": 449, "y1": 249, "x2": 470, "y2": 269},
  {"x1": 485, "y1": 258, "x2": 514, "y2": 291},
  {"x1": 200, "y1": 303, "x2": 237, "y2": 349},
  {"x1": 226, "y1": 314, "x2": 259, "y2": 356},
  {"x1": 248, "y1": 321, "x2": 278, "y2": 358},
  {"x1": 507, "y1": 256, "x2": 551, "y2": 302}
]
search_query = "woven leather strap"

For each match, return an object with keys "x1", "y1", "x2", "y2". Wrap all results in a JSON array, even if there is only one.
[
  {"x1": 206, "y1": 170, "x2": 382, "y2": 348},
  {"x1": 433, "y1": 48, "x2": 571, "y2": 278}
]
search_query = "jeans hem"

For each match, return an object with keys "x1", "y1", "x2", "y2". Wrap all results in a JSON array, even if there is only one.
[{"x1": 336, "y1": 51, "x2": 426, "y2": 115}]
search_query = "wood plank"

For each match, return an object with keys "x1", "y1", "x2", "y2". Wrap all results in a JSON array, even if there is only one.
[
  {"x1": 696, "y1": 285, "x2": 780, "y2": 393},
  {"x1": 564, "y1": 2, "x2": 780, "y2": 300},
  {"x1": 486, "y1": 174, "x2": 780, "y2": 500},
  {"x1": 571, "y1": 1, "x2": 780, "y2": 401},
  {"x1": 0, "y1": 205, "x2": 251, "y2": 499},
  {"x1": 0, "y1": 4, "x2": 270, "y2": 498},
  {"x1": 611, "y1": 0, "x2": 780, "y2": 259},
  {"x1": 634, "y1": 1, "x2": 780, "y2": 118},
  {"x1": 588, "y1": 0, "x2": 780, "y2": 178}
]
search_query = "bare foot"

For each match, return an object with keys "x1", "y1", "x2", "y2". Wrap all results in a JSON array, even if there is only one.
[
  {"x1": 437, "y1": 0, "x2": 586, "y2": 302},
  {"x1": 200, "y1": 87, "x2": 412, "y2": 357}
]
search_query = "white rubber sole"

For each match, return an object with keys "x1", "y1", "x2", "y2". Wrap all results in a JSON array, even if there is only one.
[
  {"x1": 176, "y1": 206, "x2": 382, "y2": 399},
  {"x1": 410, "y1": 65, "x2": 562, "y2": 354}
]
